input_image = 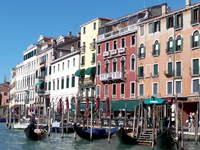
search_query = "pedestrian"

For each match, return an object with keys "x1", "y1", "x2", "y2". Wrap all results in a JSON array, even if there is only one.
[{"x1": 188, "y1": 112, "x2": 194, "y2": 132}]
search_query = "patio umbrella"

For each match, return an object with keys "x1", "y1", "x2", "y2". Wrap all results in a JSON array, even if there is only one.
[
  {"x1": 84, "y1": 97, "x2": 89, "y2": 118},
  {"x1": 144, "y1": 96, "x2": 169, "y2": 105},
  {"x1": 94, "y1": 96, "x2": 100, "y2": 111},
  {"x1": 65, "y1": 97, "x2": 69, "y2": 112},
  {"x1": 106, "y1": 97, "x2": 110, "y2": 117},
  {"x1": 58, "y1": 98, "x2": 62, "y2": 113}
]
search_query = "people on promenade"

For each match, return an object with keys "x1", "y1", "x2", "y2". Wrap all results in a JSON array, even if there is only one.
[{"x1": 188, "y1": 112, "x2": 194, "y2": 132}]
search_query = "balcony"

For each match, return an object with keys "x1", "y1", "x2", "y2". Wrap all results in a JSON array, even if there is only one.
[
  {"x1": 38, "y1": 75, "x2": 45, "y2": 80},
  {"x1": 110, "y1": 49, "x2": 117, "y2": 55},
  {"x1": 100, "y1": 71, "x2": 125, "y2": 82},
  {"x1": 103, "y1": 51, "x2": 110, "y2": 57},
  {"x1": 118, "y1": 47, "x2": 126, "y2": 54},
  {"x1": 166, "y1": 48, "x2": 173, "y2": 54},
  {"x1": 98, "y1": 24, "x2": 137, "y2": 42},
  {"x1": 90, "y1": 43, "x2": 96, "y2": 51},
  {"x1": 40, "y1": 59, "x2": 46, "y2": 65},
  {"x1": 37, "y1": 89, "x2": 45, "y2": 96},
  {"x1": 164, "y1": 70, "x2": 173, "y2": 78},
  {"x1": 80, "y1": 77, "x2": 94, "y2": 86},
  {"x1": 81, "y1": 46, "x2": 86, "y2": 53}
]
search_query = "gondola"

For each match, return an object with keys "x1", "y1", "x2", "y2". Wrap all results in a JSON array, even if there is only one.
[
  {"x1": 73, "y1": 123, "x2": 118, "y2": 140},
  {"x1": 117, "y1": 126, "x2": 138, "y2": 145},
  {"x1": 24, "y1": 125, "x2": 47, "y2": 141},
  {"x1": 156, "y1": 127, "x2": 175, "y2": 149}
]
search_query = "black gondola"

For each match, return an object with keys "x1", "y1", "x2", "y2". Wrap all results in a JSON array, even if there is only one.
[
  {"x1": 24, "y1": 125, "x2": 47, "y2": 141},
  {"x1": 156, "y1": 127, "x2": 175, "y2": 149},
  {"x1": 117, "y1": 126, "x2": 138, "y2": 145},
  {"x1": 73, "y1": 123, "x2": 118, "y2": 140}
]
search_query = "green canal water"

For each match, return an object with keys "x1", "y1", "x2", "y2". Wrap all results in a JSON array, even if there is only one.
[{"x1": 0, "y1": 123, "x2": 199, "y2": 150}]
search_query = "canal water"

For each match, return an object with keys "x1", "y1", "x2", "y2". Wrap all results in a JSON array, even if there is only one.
[{"x1": 0, "y1": 123, "x2": 199, "y2": 150}]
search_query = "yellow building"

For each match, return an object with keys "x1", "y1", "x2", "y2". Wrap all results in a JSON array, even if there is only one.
[{"x1": 75, "y1": 17, "x2": 112, "y2": 101}]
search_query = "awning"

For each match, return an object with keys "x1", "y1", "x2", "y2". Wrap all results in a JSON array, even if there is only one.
[
  {"x1": 85, "y1": 67, "x2": 96, "y2": 75},
  {"x1": 101, "y1": 100, "x2": 140, "y2": 111},
  {"x1": 75, "y1": 69, "x2": 85, "y2": 76},
  {"x1": 35, "y1": 81, "x2": 43, "y2": 86},
  {"x1": 144, "y1": 96, "x2": 169, "y2": 105},
  {"x1": 71, "y1": 103, "x2": 96, "y2": 111}
]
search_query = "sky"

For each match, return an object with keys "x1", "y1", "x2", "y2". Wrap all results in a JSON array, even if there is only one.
[{"x1": 0, "y1": 0, "x2": 199, "y2": 83}]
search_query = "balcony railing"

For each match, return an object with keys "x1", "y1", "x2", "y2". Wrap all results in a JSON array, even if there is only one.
[
  {"x1": 100, "y1": 71, "x2": 124, "y2": 81},
  {"x1": 98, "y1": 24, "x2": 137, "y2": 42},
  {"x1": 103, "y1": 51, "x2": 110, "y2": 57},
  {"x1": 110, "y1": 49, "x2": 117, "y2": 55},
  {"x1": 90, "y1": 43, "x2": 96, "y2": 51},
  {"x1": 80, "y1": 77, "x2": 94, "y2": 85},
  {"x1": 164, "y1": 70, "x2": 173, "y2": 78}
]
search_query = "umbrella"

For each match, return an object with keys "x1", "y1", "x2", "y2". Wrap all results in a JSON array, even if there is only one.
[
  {"x1": 106, "y1": 97, "x2": 110, "y2": 117},
  {"x1": 84, "y1": 97, "x2": 89, "y2": 118},
  {"x1": 94, "y1": 96, "x2": 100, "y2": 111},
  {"x1": 144, "y1": 96, "x2": 169, "y2": 105},
  {"x1": 66, "y1": 97, "x2": 69, "y2": 111}
]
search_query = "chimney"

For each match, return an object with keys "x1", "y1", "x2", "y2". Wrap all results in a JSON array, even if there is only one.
[
  {"x1": 162, "y1": 3, "x2": 167, "y2": 15},
  {"x1": 68, "y1": 31, "x2": 72, "y2": 36},
  {"x1": 186, "y1": 0, "x2": 191, "y2": 7}
]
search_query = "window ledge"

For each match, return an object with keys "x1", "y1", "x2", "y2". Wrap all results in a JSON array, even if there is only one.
[
  {"x1": 191, "y1": 46, "x2": 199, "y2": 50},
  {"x1": 174, "y1": 27, "x2": 182, "y2": 31}
]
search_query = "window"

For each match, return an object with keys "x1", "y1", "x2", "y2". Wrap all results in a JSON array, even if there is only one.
[
  {"x1": 96, "y1": 85, "x2": 100, "y2": 96},
  {"x1": 131, "y1": 55, "x2": 135, "y2": 71},
  {"x1": 91, "y1": 53, "x2": 95, "y2": 63},
  {"x1": 68, "y1": 60, "x2": 70, "y2": 68},
  {"x1": 53, "y1": 66, "x2": 55, "y2": 73},
  {"x1": 152, "y1": 40, "x2": 160, "y2": 56},
  {"x1": 138, "y1": 66, "x2": 144, "y2": 78},
  {"x1": 97, "y1": 45, "x2": 101, "y2": 54},
  {"x1": 121, "y1": 57, "x2": 125, "y2": 72},
  {"x1": 192, "y1": 79, "x2": 200, "y2": 93},
  {"x1": 176, "y1": 61, "x2": 181, "y2": 77},
  {"x1": 73, "y1": 58, "x2": 75, "y2": 67},
  {"x1": 121, "y1": 38, "x2": 125, "y2": 48},
  {"x1": 62, "y1": 62, "x2": 65, "y2": 70},
  {"x1": 191, "y1": 8, "x2": 200, "y2": 24},
  {"x1": 105, "y1": 60, "x2": 109, "y2": 73},
  {"x1": 153, "y1": 64, "x2": 158, "y2": 76},
  {"x1": 153, "y1": 83, "x2": 158, "y2": 95},
  {"x1": 53, "y1": 80, "x2": 55, "y2": 90},
  {"x1": 113, "y1": 59, "x2": 117, "y2": 72},
  {"x1": 48, "y1": 81, "x2": 51, "y2": 91},
  {"x1": 175, "y1": 35, "x2": 183, "y2": 52},
  {"x1": 153, "y1": 20, "x2": 160, "y2": 32},
  {"x1": 140, "y1": 25, "x2": 144, "y2": 36},
  {"x1": 139, "y1": 84, "x2": 144, "y2": 96},
  {"x1": 138, "y1": 44, "x2": 146, "y2": 59},
  {"x1": 106, "y1": 43, "x2": 109, "y2": 51},
  {"x1": 82, "y1": 42, "x2": 86, "y2": 53},
  {"x1": 4, "y1": 92, "x2": 7, "y2": 96},
  {"x1": 167, "y1": 62, "x2": 173, "y2": 75},
  {"x1": 167, "y1": 82, "x2": 172, "y2": 94},
  {"x1": 175, "y1": 13, "x2": 183, "y2": 29},
  {"x1": 66, "y1": 76, "x2": 69, "y2": 88},
  {"x1": 83, "y1": 27, "x2": 86, "y2": 34},
  {"x1": 81, "y1": 56, "x2": 85, "y2": 65},
  {"x1": 105, "y1": 84, "x2": 108, "y2": 96},
  {"x1": 113, "y1": 41, "x2": 117, "y2": 49},
  {"x1": 97, "y1": 62, "x2": 101, "y2": 75},
  {"x1": 71, "y1": 75, "x2": 75, "y2": 87},
  {"x1": 57, "y1": 79, "x2": 59, "y2": 90},
  {"x1": 166, "y1": 16, "x2": 174, "y2": 29},
  {"x1": 130, "y1": 82, "x2": 135, "y2": 96},
  {"x1": 148, "y1": 23, "x2": 153, "y2": 34},
  {"x1": 121, "y1": 83, "x2": 125, "y2": 96},
  {"x1": 190, "y1": 30, "x2": 200, "y2": 48},
  {"x1": 93, "y1": 22, "x2": 96, "y2": 30},
  {"x1": 131, "y1": 35, "x2": 136, "y2": 46},
  {"x1": 175, "y1": 80, "x2": 182, "y2": 94},
  {"x1": 61, "y1": 78, "x2": 64, "y2": 89},
  {"x1": 192, "y1": 59, "x2": 199, "y2": 75},
  {"x1": 166, "y1": 37, "x2": 174, "y2": 53},
  {"x1": 112, "y1": 84, "x2": 116, "y2": 96}
]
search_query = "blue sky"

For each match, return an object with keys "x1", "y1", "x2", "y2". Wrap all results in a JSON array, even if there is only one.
[{"x1": 0, "y1": 0, "x2": 199, "y2": 83}]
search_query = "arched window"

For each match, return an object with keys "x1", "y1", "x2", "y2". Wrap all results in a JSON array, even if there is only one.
[
  {"x1": 152, "y1": 40, "x2": 160, "y2": 56},
  {"x1": 191, "y1": 30, "x2": 199, "y2": 48},
  {"x1": 166, "y1": 37, "x2": 174, "y2": 53},
  {"x1": 113, "y1": 59, "x2": 117, "y2": 72},
  {"x1": 97, "y1": 62, "x2": 101, "y2": 75},
  {"x1": 138, "y1": 44, "x2": 145, "y2": 58},
  {"x1": 175, "y1": 35, "x2": 183, "y2": 52},
  {"x1": 130, "y1": 55, "x2": 135, "y2": 71},
  {"x1": 105, "y1": 60, "x2": 109, "y2": 73},
  {"x1": 121, "y1": 57, "x2": 125, "y2": 72}
]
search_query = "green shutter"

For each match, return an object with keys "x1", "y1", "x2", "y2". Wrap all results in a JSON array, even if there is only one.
[
  {"x1": 173, "y1": 40, "x2": 177, "y2": 52},
  {"x1": 158, "y1": 43, "x2": 160, "y2": 55},
  {"x1": 158, "y1": 20, "x2": 161, "y2": 31},
  {"x1": 61, "y1": 79, "x2": 64, "y2": 89},
  {"x1": 138, "y1": 47, "x2": 141, "y2": 58},
  {"x1": 193, "y1": 59, "x2": 199, "y2": 75},
  {"x1": 168, "y1": 62, "x2": 172, "y2": 74},
  {"x1": 49, "y1": 66, "x2": 51, "y2": 75},
  {"x1": 152, "y1": 44, "x2": 155, "y2": 55},
  {"x1": 177, "y1": 62, "x2": 181, "y2": 76},
  {"x1": 191, "y1": 9, "x2": 194, "y2": 24},
  {"x1": 154, "y1": 64, "x2": 158, "y2": 76},
  {"x1": 180, "y1": 38, "x2": 183, "y2": 52},
  {"x1": 144, "y1": 46, "x2": 146, "y2": 58},
  {"x1": 181, "y1": 13, "x2": 183, "y2": 28},
  {"x1": 44, "y1": 82, "x2": 47, "y2": 91},
  {"x1": 48, "y1": 82, "x2": 51, "y2": 90},
  {"x1": 166, "y1": 17, "x2": 169, "y2": 29},
  {"x1": 66, "y1": 77, "x2": 69, "y2": 88},
  {"x1": 71, "y1": 76, "x2": 75, "y2": 87},
  {"x1": 190, "y1": 35, "x2": 194, "y2": 48},
  {"x1": 138, "y1": 67, "x2": 141, "y2": 77},
  {"x1": 152, "y1": 22, "x2": 155, "y2": 33},
  {"x1": 166, "y1": 41, "x2": 169, "y2": 53},
  {"x1": 198, "y1": 34, "x2": 200, "y2": 46},
  {"x1": 92, "y1": 53, "x2": 95, "y2": 62},
  {"x1": 36, "y1": 70, "x2": 38, "y2": 78},
  {"x1": 45, "y1": 67, "x2": 47, "y2": 76},
  {"x1": 174, "y1": 15, "x2": 177, "y2": 29}
]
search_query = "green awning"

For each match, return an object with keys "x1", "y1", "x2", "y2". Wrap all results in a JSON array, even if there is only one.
[
  {"x1": 101, "y1": 100, "x2": 139, "y2": 111},
  {"x1": 35, "y1": 81, "x2": 43, "y2": 86},
  {"x1": 144, "y1": 97, "x2": 169, "y2": 105},
  {"x1": 71, "y1": 103, "x2": 96, "y2": 111},
  {"x1": 75, "y1": 69, "x2": 85, "y2": 76},
  {"x1": 85, "y1": 66, "x2": 96, "y2": 75}
]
